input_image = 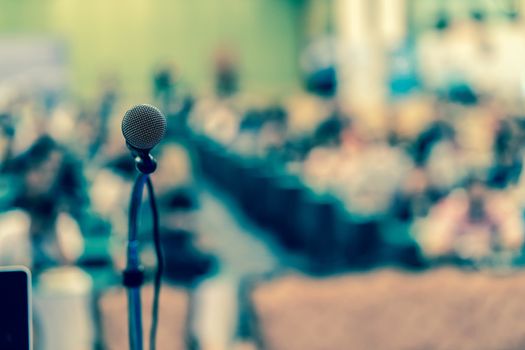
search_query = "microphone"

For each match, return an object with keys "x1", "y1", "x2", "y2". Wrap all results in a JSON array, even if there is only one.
[
  {"x1": 120, "y1": 104, "x2": 166, "y2": 350},
  {"x1": 121, "y1": 104, "x2": 167, "y2": 174}
]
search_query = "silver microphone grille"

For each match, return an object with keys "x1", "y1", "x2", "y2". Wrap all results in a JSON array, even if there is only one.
[{"x1": 121, "y1": 104, "x2": 167, "y2": 150}]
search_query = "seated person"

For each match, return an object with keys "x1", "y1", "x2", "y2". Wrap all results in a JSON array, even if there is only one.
[
  {"x1": 1, "y1": 135, "x2": 88, "y2": 270},
  {"x1": 416, "y1": 178, "x2": 523, "y2": 264}
]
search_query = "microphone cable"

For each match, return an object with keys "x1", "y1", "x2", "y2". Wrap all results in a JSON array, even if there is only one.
[{"x1": 147, "y1": 177, "x2": 163, "y2": 350}]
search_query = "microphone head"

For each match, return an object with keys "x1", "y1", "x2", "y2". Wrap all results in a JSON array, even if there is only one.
[{"x1": 121, "y1": 104, "x2": 167, "y2": 150}]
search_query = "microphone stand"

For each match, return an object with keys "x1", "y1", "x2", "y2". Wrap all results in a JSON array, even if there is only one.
[{"x1": 123, "y1": 151, "x2": 158, "y2": 350}]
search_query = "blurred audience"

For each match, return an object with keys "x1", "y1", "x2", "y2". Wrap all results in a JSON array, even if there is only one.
[
  {"x1": 189, "y1": 66, "x2": 525, "y2": 266},
  {"x1": 2, "y1": 5, "x2": 525, "y2": 348},
  {"x1": 1, "y1": 134, "x2": 87, "y2": 270}
]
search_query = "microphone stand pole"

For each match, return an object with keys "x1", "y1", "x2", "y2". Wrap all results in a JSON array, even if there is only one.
[{"x1": 123, "y1": 153, "x2": 157, "y2": 350}]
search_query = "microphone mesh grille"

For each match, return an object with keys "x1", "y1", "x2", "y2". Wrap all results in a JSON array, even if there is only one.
[{"x1": 121, "y1": 104, "x2": 167, "y2": 150}]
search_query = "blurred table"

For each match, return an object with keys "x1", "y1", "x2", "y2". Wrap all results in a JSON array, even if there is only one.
[{"x1": 248, "y1": 269, "x2": 525, "y2": 350}]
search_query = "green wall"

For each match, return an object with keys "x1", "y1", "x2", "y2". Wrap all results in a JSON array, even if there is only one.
[{"x1": 0, "y1": 0, "x2": 304, "y2": 99}]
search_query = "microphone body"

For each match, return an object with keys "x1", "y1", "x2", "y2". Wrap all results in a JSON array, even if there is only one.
[{"x1": 122, "y1": 104, "x2": 167, "y2": 174}]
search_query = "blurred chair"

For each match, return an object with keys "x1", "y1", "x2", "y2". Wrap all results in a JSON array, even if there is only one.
[
  {"x1": 33, "y1": 267, "x2": 95, "y2": 350},
  {"x1": 0, "y1": 209, "x2": 31, "y2": 266},
  {"x1": 296, "y1": 193, "x2": 344, "y2": 273},
  {"x1": 245, "y1": 269, "x2": 525, "y2": 350},
  {"x1": 264, "y1": 177, "x2": 304, "y2": 251},
  {"x1": 97, "y1": 284, "x2": 193, "y2": 350}
]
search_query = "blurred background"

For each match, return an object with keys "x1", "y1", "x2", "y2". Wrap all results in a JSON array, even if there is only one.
[{"x1": 3, "y1": 0, "x2": 525, "y2": 349}]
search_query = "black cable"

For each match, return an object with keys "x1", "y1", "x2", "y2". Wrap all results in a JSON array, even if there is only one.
[{"x1": 146, "y1": 177, "x2": 163, "y2": 350}]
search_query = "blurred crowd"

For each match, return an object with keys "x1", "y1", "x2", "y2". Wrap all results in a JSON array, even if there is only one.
[
  {"x1": 1, "y1": 12, "x2": 525, "y2": 281},
  {"x1": 0, "y1": 7, "x2": 524, "y2": 350},
  {"x1": 190, "y1": 11, "x2": 525, "y2": 269},
  {"x1": 3, "y1": 2, "x2": 525, "y2": 350},
  {"x1": 0, "y1": 2, "x2": 523, "y2": 322},
  {"x1": 0, "y1": 68, "x2": 216, "y2": 287}
]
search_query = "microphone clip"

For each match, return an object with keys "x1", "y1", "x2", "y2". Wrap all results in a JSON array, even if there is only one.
[
  {"x1": 135, "y1": 153, "x2": 157, "y2": 174},
  {"x1": 127, "y1": 143, "x2": 158, "y2": 174}
]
